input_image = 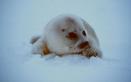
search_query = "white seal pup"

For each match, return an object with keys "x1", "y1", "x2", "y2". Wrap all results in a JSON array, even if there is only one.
[{"x1": 30, "y1": 14, "x2": 102, "y2": 58}]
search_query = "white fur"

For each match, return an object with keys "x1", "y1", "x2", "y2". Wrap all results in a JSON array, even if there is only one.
[{"x1": 31, "y1": 14, "x2": 102, "y2": 57}]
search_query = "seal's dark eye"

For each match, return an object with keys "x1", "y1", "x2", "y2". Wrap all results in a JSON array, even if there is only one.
[
  {"x1": 61, "y1": 29, "x2": 65, "y2": 32},
  {"x1": 82, "y1": 31, "x2": 86, "y2": 36}
]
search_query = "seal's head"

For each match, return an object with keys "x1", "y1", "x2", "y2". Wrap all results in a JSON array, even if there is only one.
[{"x1": 56, "y1": 17, "x2": 91, "y2": 52}]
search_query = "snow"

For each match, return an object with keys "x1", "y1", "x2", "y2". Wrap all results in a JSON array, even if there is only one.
[{"x1": 1, "y1": 0, "x2": 131, "y2": 82}]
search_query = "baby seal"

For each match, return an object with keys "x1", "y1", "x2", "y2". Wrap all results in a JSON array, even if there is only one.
[{"x1": 31, "y1": 14, "x2": 102, "y2": 58}]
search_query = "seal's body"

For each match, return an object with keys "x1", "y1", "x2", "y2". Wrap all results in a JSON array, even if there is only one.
[{"x1": 31, "y1": 14, "x2": 102, "y2": 58}]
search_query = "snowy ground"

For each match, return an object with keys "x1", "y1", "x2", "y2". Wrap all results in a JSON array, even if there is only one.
[{"x1": 1, "y1": 0, "x2": 131, "y2": 82}]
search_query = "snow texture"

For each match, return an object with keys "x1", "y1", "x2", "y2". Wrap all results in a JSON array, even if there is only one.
[{"x1": 1, "y1": 0, "x2": 131, "y2": 82}]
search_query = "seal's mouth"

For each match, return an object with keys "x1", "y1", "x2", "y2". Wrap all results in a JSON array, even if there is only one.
[
  {"x1": 78, "y1": 41, "x2": 91, "y2": 49},
  {"x1": 70, "y1": 41, "x2": 91, "y2": 54},
  {"x1": 66, "y1": 32, "x2": 91, "y2": 54}
]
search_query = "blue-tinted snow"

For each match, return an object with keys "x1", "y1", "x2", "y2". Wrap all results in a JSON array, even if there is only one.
[{"x1": 0, "y1": 0, "x2": 131, "y2": 82}]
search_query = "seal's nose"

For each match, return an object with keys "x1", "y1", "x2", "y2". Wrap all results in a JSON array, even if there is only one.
[
  {"x1": 66, "y1": 32, "x2": 78, "y2": 40},
  {"x1": 78, "y1": 41, "x2": 91, "y2": 49}
]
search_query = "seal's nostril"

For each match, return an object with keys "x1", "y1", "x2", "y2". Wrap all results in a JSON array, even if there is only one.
[
  {"x1": 66, "y1": 32, "x2": 78, "y2": 40},
  {"x1": 78, "y1": 41, "x2": 90, "y2": 49}
]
